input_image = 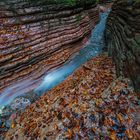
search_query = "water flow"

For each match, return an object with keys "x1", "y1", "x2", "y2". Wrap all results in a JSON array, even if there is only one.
[
  {"x1": 34, "y1": 10, "x2": 110, "y2": 95},
  {"x1": 0, "y1": 10, "x2": 110, "y2": 111}
]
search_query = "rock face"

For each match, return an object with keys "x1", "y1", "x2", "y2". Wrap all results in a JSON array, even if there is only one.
[
  {"x1": 105, "y1": 0, "x2": 140, "y2": 92},
  {"x1": 0, "y1": 0, "x2": 99, "y2": 91}
]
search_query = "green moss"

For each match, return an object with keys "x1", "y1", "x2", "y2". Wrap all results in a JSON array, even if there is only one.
[
  {"x1": 64, "y1": 0, "x2": 76, "y2": 6},
  {"x1": 51, "y1": 0, "x2": 76, "y2": 6},
  {"x1": 76, "y1": 13, "x2": 83, "y2": 23}
]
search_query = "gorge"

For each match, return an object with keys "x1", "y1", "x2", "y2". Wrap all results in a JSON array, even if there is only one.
[{"x1": 0, "y1": 0, "x2": 140, "y2": 139}]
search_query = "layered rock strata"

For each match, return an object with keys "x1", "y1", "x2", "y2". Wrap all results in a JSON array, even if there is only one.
[
  {"x1": 0, "y1": 0, "x2": 99, "y2": 92},
  {"x1": 105, "y1": 0, "x2": 140, "y2": 92}
]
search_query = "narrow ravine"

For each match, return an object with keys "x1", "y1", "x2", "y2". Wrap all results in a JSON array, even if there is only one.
[
  {"x1": 0, "y1": 9, "x2": 111, "y2": 138},
  {"x1": 1, "y1": 1, "x2": 140, "y2": 139},
  {"x1": 0, "y1": 10, "x2": 109, "y2": 109},
  {"x1": 35, "y1": 10, "x2": 110, "y2": 96}
]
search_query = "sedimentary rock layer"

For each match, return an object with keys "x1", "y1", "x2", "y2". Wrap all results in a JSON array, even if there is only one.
[
  {"x1": 105, "y1": 0, "x2": 140, "y2": 91},
  {"x1": 0, "y1": 0, "x2": 99, "y2": 91}
]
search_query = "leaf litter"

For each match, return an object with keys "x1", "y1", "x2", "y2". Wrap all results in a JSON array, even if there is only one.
[{"x1": 4, "y1": 54, "x2": 140, "y2": 140}]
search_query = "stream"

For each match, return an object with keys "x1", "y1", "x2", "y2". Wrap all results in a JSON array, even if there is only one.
[
  {"x1": 35, "y1": 10, "x2": 110, "y2": 95},
  {"x1": 0, "y1": 10, "x2": 110, "y2": 117}
]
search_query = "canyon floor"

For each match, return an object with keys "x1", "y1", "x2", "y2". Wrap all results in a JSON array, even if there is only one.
[{"x1": 3, "y1": 53, "x2": 140, "y2": 140}]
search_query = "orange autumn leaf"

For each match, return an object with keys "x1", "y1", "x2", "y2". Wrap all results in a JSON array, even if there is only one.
[
  {"x1": 53, "y1": 123, "x2": 58, "y2": 130},
  {"x1": 65, "y1": 129, "x2": 73, "y2": 139},
  {"x1": 116, "y1": 114, "x2": 123, "y2": 123},
  {"x1": 125, "y1": 129, "x2": 134, "y2": 139},
  {"x1": 109, "y1": 131, "x2": 116, "y2": 140}
]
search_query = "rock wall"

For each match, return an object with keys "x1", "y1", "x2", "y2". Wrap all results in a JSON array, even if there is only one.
[
  {"x1": 105, "y1": 0, "x2": 140, "y2": 92},
  {"x1": 0, "y1": 0, "x2": 99, "y2": 91}
]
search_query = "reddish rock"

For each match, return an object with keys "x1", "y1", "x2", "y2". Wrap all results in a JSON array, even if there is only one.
[{"x1": 0, "y1": 1, "x2": 99, "y2": 92}]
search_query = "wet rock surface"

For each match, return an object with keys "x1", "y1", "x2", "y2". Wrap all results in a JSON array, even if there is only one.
[
  {"x1": 4, "y1": 54, "x2": 140, "y2": 140},
  {"x1": 105, "y1": 0, "x2": 140, "y2": 92}
]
